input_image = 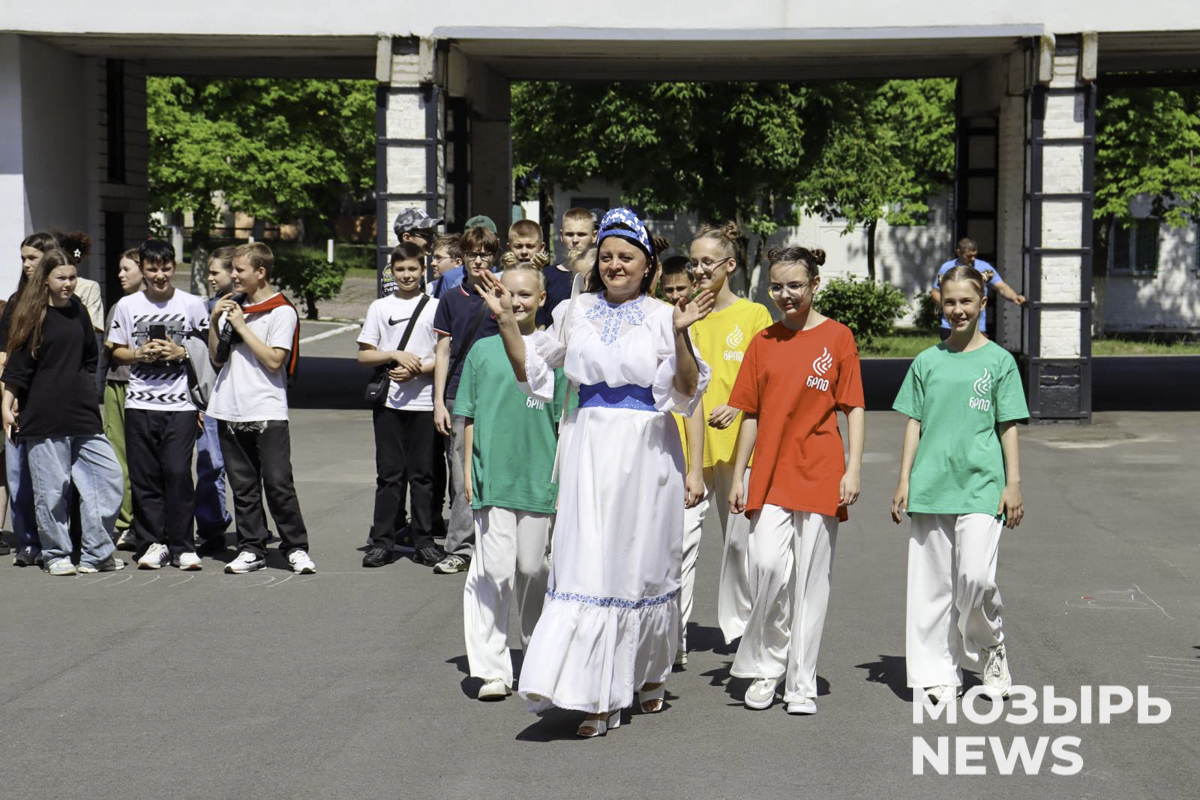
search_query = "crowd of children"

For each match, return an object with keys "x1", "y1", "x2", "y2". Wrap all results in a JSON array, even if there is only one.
[{"x1": 0, "y1": 207, "x2": 1028, "y2": 735}]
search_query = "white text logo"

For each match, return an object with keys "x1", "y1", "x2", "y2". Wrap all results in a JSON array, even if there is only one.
[
  {"x1": 807, "y1": 347, "x2": 833, "y2": 391},
  {"x1": 724, "y1": 325, "x2": 745, "y2": 362},
  {"x1": 969, "y1": 368, "x2": 993, "y2": 411},
  {"x1": 913, "y1": 685, "x2": 1171, "y2": 776}
]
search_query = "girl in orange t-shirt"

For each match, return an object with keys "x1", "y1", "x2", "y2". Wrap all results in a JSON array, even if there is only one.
[{"x1": 727, "y1": 246, "x2": 865, "y2": 715}]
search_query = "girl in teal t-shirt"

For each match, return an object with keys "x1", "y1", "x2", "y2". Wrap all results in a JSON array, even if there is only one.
[
  {"x1": 890, "y1": 265, "x2": 1029, "y2": 705},
  {"x1": 455, "y1": 266, "x2": 563, "y2": 701}
]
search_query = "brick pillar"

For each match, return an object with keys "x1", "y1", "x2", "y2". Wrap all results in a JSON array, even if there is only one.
[
  {"x1": 1026, "y1": 34, "x2": 1095, "y2": 421},
  {"x1": 376, "y1": 36, "x2": 445, "y2": 292}
]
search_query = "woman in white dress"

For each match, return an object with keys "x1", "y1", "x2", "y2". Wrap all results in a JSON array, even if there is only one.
[{"x1": 476, "y1": 208, "x2": 712, "y2": 737}]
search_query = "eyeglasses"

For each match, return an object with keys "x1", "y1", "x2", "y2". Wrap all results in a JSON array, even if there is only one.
[
  {"x1": 686, "y1": 257, "x2": 733, "y2": 277},
  {"x1": 768, "y1": 282, "x2": 811, "y2": 295},
  {"x1": 465, "y1": 252, "x2": 494, "y2": 261}
]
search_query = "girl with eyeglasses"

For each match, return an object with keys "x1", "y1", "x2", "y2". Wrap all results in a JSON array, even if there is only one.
[
  {"x1": 676, "y1": 222, "x2": 774, "y2": 665},
  {"x1": 726, "y1": 246, "x2": 865, "y2": 715}
]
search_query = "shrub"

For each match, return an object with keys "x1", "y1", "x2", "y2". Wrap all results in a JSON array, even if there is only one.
[
  {"x1": 272, "y1": 245, "x2": 351, "y2": 320},
  {"x1": 913, "y1": 290, "x2": 942, "y2": 332},
  {"x1": 812, "y1": 276, "x2": 907, "y2": 349}
]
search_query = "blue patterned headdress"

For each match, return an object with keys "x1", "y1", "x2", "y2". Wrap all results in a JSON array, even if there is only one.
[{"x1": 596, "y1": 208, "x2": 653, "y2": 257}]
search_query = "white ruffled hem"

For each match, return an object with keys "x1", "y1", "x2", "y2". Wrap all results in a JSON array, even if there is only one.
[{"x1": 517, "y1": 590, "x2": 679, "y2": 714}]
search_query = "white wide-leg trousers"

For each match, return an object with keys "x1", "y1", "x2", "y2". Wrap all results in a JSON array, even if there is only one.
[
  {"x1": 905, "y1": 512, "x2": 1005, "y2": 690},
  {"x1": 680, "y1": 463, "x2": 754, "y2": 650},
  {"x1": 463, "y1": 506, "x2": 552, "y2": 688},
  {"x1": 731, "y1": 505, "x2": 838, "y2": 703}
]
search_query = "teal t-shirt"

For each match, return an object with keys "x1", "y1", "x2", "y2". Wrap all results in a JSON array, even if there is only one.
[
  {"x1": 892, "y1": 341, "x2": 1029, "y2": 516},
  {"x1": 453, "y1": 336, "x2": 568, "y2": 514}
]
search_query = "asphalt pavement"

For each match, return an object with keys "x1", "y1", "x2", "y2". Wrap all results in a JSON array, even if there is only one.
[{"x1": 0, "y1": 321, "x2": 1196, "y2": 799}]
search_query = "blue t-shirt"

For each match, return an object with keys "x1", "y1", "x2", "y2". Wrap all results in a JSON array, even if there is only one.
[
  {"x1": 935, "y1": 259, "x2": 1002, "y2": 330},
  {"x1": 432, "y1": 282, "x2": 499, "y2": 400},
  {"x1": 430, "y1": 265, "x2": 465, "y2": 299},
  {"x1": 537, "y1": 264, "x2": 573, "y2": 328}
]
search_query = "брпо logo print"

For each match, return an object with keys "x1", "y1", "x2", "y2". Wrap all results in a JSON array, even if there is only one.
[
  {"x1": 807, "y1": 347, "x2": 833, "y2": 390},
  {"x1": 970, "y1": 368, "x2": 993, "y2": 411}
]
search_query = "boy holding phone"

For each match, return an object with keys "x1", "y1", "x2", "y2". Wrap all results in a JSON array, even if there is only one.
[{"x1": 107, "y1": 239, "x2": 210, "y2": 570}]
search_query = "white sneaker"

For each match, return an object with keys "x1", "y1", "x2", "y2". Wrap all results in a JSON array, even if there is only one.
[
  {"x1": 137, "y1": 543, "x2": 169, "y2": 570},
  {"x1": 287, "y1": 549, "x2": 316, "y2": 574},
  {"x1": 173, "y1": 552, "x2": 202, "y2": 571},
  {"x1": 225, "y1": 551, "x2": 266, "y2": 574},
  {"x1": 983, "y1": 644, "x2": 1011, "y2": 697},
  {"x1": 786, "y1": 698, "x2": 817, "y2": 715},
  {"x1": 46, "y1": 559, "x2": 77, "y2": 576},
  {"x1": 744, "y1": 678, "x2": 780, "y2": 710},
  {"x1": 477, "y1": 678, "x2": 511, "y2": 701},
  {"x1": 77, "y1": 557, "x2": 125, "y2": 574}
]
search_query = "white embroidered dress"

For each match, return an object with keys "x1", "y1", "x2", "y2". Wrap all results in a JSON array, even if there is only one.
[{"x1": 516, "y1": 292, "x2": 709, "y2": 714}]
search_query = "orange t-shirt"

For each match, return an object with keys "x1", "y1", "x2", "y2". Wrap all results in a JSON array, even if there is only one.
[{"x1": 727, "y1": 319, "x2": 864, "y2": 521}]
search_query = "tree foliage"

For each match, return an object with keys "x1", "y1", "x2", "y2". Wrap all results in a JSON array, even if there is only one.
[
  {"x1": 797, "y1": 79, "x2": 956, "y2": 280},
  {"x1": 147, "y1": 77, "x2": 376, "y2": 243},
  {"x1": 512, "y1": 82, "x2": 827, "y2": 239},
  {"x1": 1095, "y1": 86, "x2": 1200, "y2": 229}
]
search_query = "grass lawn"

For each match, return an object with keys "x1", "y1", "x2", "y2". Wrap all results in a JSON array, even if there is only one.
[
  {"x1": 862, "y1": 329, "x2": 941, "y2": 358},
  {"x1": 1091, "y1": 337, "x2": 1200, "y2": 355}
]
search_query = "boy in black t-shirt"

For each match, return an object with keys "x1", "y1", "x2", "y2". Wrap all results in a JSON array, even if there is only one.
[{"x1": 431, "y1": 224, "x2": 501, "y2": 574}]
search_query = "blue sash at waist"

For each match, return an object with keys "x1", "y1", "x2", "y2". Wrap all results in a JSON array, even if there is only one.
[{"x1": 577, "y1": 382, "x2": 657, "y2": 412}]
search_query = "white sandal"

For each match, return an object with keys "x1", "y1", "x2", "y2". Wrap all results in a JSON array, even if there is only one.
[
  {"x1": 576, "y1": 710, "x2": 621, "y2": 738},
  {"x1": 638, "y1": 684, "x2": 666, "y2": 714}
]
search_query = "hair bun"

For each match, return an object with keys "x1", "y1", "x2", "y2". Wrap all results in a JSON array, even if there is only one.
[
  {"x1": 810, "y1": 247, "x2": 826, "y2": 267},
  {"x1": 52, "y1": 230, "x2": 92, "y2": 264},
  {"x1": 766, "y1": 248, "x2": 781, "y2": 262},
  {"x1": 720, "y1": 221, "x2": 741, "y2": 242}
]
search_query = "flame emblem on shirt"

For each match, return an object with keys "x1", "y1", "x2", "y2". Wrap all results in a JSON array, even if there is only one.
[
  {"x1": 973, "y1": 368, "x2": 993, "y2": 397},
  {"x1": 725, "y1": 324, "x2": 745, "y2": 350},
  {"x1": 812, "y1": 347, "x2": 834, "y2": 377}
]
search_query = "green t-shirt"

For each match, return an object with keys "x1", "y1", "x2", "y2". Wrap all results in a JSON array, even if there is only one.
[
  {"x1": 892, "y1": 341, "x2": 1029, "y2": 516},
  {"x1": 453, "y1": 336, "x2": 568, "y2": 514}
]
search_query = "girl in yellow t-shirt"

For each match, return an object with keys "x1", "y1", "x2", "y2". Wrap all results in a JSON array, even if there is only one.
[{"x1": 677, "y1": 223, "x2": 775, "y2": 662}]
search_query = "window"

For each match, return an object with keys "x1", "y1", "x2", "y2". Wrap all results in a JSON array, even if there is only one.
[{"x1": 1110, "y1": 218, "x2": 1160, "y2": 275}]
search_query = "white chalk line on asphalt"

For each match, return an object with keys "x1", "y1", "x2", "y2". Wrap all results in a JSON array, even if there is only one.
[{"x1": 299, "y1": 323, "x2": 360, "y2": 344}]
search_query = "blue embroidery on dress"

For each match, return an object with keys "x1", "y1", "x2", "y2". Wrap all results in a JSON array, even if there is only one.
[
  {"x1": 586, "y1": 296, "x2": 645, "y2": 345},
  {"x1": 546, "y1": 587, "x2": 679, "y2": 610}
]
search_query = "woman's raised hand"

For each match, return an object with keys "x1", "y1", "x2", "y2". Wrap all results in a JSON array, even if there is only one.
[
  {"x1": 673, "y1": 289, "x2": 716, "y2": 332},
  {"x1": 474, "y1": 271, "x2": 512, "y2": 320}
]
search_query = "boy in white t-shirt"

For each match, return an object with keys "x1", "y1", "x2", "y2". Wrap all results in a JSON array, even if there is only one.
[
  {"x1": 358, "y1": 242, "x2": 442, "y2": 568},
  {"x1": 107, "y1": 239, "x2": 209, "y2": 571},
  {"x1": 207, "y1": 243, "x2": 315, "y2": 575}
]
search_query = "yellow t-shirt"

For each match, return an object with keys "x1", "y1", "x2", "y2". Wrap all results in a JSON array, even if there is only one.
[{"x1": 691, "y1": 298, "x2": 775, "y2": 468}]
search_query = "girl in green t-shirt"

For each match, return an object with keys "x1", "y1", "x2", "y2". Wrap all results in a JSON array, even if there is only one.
[{"x1": 890, "y1": 265, "x2": 1029, "y2": 706}]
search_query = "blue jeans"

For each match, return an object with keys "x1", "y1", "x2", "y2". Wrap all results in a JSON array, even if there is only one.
[
  {"x1": 195, "y1": 414, "x2": 231, "y2": 537},
  {"x1": 5, "y1": 438, "x2": 39, "y2": 551},
  {"x1": 26, "y1": 435, "x2": 123, "y2": 567}
]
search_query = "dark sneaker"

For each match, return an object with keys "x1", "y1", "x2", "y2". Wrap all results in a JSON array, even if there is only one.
[
  {"x1": 432, "y1": 553, "x2": 469, "y2": 574},
  {"x1": 13, "y1": 546, "x2": 41, "y2": 568},
  {"x1": 362, "y1": 547, "x2": 396, "y2": 568},
  {"x1": 413, "y1": 546, "x2": 444, "y2": 567},
  {"x1": 0, "y1": 540, "x2": 10, "y2": 556}
]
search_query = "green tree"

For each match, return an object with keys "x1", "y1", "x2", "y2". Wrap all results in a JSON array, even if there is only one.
[
  {"x1": 147, "y1": 77, "x2": 375, "y2": 289},
  {"x1": 1094, "y1": 86, "x2": 1200, "y2": 271},
  {"x1": 797, "y1": 79, "x2": 956, "y2": 281},
  {"x1": 512, "y1": 81, "x2": 828, "y2": 262}
]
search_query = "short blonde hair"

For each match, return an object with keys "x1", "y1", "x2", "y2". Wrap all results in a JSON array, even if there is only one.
[{"x1": 234, "y1": 242, "x2": 274, "y2": 280}]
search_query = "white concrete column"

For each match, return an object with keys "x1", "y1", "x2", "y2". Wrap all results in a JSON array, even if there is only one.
[
  {"x1": 376, "y1": 36, "x2": 445, "y2": 289},
  {"x1": 1026, "y1": 34, "x2": 1095, "y2": 420},
  {"x1": 0, "y1": 34, "x2": 27, "y2": 295}
]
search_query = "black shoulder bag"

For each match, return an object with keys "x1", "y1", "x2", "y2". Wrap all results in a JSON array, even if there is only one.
[{"x1": 365, "y1": 295, "x2": 431, "y2": 406}]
